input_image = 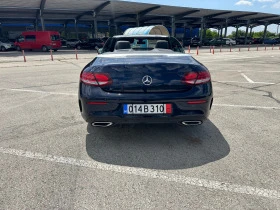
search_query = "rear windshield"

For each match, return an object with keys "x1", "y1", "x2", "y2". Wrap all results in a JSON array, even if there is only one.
[
  {"x1": 51, "y1": 35, "x2": 60, "y2": 41},
  {"x1": 93, "y1": 55, "x2": 199, "y2": 66}
]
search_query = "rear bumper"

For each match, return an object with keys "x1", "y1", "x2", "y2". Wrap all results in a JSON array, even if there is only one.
[
  {"x1": 79, "y1": 97, "x2": 213, "y2": 125},
  {"x1": 79, "y1": 82, "x2": 213, "y2": 125}
]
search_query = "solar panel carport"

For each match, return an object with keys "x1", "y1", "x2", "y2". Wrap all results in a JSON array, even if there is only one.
[{"x1": 0, "y1": 0, "x2": 279, "y2": 44}]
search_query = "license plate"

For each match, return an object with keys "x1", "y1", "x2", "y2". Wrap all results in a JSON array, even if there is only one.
[{"x1": 123, "y1": 104, "x2": 172, "y2": 115}]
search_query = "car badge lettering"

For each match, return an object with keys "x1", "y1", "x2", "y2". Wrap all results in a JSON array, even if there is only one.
[{"x1": 142, "y1": 75, "x2": 152, "y2": 86}]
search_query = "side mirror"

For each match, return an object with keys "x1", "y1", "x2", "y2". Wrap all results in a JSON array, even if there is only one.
[{"x1": 97, "y1": 48, "x2": 103, "y2": 54}]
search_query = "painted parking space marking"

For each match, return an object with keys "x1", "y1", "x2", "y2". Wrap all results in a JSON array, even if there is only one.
[
  {"x1": 1, "y1": 88, "x2": 280, "y2": 110},
  {"x1": 0, "y1": 146, "x2": 279, "y2": 200},
  {"x1": 213, "y1": 81, "x2": 275, "y2": 84},
  {"x1": 214, "y1": 104, "x2": 280, "y2": 110},
  {"x1": 241, "y1": 73, "x2": 254, "y2": 83},
  {"x1": 0, "y1": 88, "x2": 77, "y2": 96},
  {"x1": 209, "y1": 70, "x2": 280, "y2": 73}
]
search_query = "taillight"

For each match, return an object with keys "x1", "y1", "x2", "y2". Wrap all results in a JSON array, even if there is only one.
[
  {"x1": 187, "y1": 100, "x2": 207, "y2": 104},
  {"x1": 182, "y1": 71, "x2": 211, "y2": 85},
  {"x1": 80, "y1": 72, "x2": 112, "y2": 86}
]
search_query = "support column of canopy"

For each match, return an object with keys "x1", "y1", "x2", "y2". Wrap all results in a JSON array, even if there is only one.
[
  {"x1": 263, "y1": 22, "x2": 269, "y2": 40},
  {"x1": 244, "y1": 20, "x2": 250, "y2": 45},
  {"x1": 200, "y1": 17, "x2": 204, "y2": 43},
  {"x1": 224, "y1": 19, "x2": 228, "y2": 37},
  {"x1": 37, "y1": 0, "x2": 46, "y2": 31},
  {"x1": 235, "y1": 25, "x2": 239, "y2": 40},
  {"x1": 74, "y1": 19, "x2": 78, "y2": 39},
  {"x1": 220, "y1": 26, "x2": 223, "y2": 38}
]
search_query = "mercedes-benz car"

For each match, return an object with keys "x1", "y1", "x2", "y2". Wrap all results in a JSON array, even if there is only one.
[{"x1": 78, "y1": 35, "x2": 213, "y2": 127}]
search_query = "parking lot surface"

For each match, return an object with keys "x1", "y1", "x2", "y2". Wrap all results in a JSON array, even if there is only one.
[{"x1": 0, "y1": 48, "x2": 280, "y2": 209}]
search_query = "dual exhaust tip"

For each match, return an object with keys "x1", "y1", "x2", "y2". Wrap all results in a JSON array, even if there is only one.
[
  {"x1": 91, "y1": 121, "x2": 202, "y2": 127},
  {"x1": 92, "y1": 122, "x2": 113, "y2": 127},
  {"x1": 181, "y1": 121, "x2": 202, "y2": 126}
]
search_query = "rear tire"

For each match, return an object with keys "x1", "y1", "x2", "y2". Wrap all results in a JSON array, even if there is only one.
[
  {"x1": 1, "y1": 46, "x2": 6, "y2": 51},
  {"x1": 76, "y1": 45, "x2": 81, "y2": 50},
  {"x1": 42, "y1": 45, "x2": 48, "y2": 52},
  {"x1": 16, "y1": 46, "x2": 21, "y2": 51},
  {"x1": 54, "y1": 49, "x2": 58, "y2": 52}
]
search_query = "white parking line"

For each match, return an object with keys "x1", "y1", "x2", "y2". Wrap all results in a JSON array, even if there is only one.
[
  {"x1": 1, "y1": 88, "x2": 279, "y2": 110},
  {"x1": 214, "y1": 104, "x2": 280, "y2": 110},
  {"x1": 209, "y1": 70, "x2": 280, "y2": 73},
  {"x1": 0, "y1": 146, "x2": 279, "y2": 200},
  {"x1": 214, "y1": 81, "x2": 275, "y2": 84},
  {"x1": 0, "y1": 88, "x2": 77, "y2": 96},
  {"x1": 241, "y1": 73, "x2": 254, "y2": 83}
]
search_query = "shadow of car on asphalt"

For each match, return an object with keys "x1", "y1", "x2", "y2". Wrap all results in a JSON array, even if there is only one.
[{"x1": 86, "y1": 120, "x2": 230, "y2": 170}]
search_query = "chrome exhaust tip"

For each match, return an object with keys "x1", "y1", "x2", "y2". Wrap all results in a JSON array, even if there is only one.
[
  {"x1": 92, "y1": 122, "x2": 113, "y2": 127},
  {"x1": 181, "y1": 121, "x2": 202, "y2": 126}
]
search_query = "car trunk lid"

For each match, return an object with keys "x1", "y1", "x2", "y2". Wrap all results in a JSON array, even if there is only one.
[{"x1": 90, "y1": 54, "x2": 206, "y2": 93}]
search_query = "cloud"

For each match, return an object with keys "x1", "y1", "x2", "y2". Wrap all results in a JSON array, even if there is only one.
[
  {"x1": 272, "y1": 1, "x2": 280, "y2": 7},
  {"x1": 235, "y1": 0, "x2": 253, "y2": 6},
  {"x1": 256, "y1": 0, "x2": 275, "y2": 2},
  {"x1": 261, "y1": 4, "x2": 267, "y2": 7}
]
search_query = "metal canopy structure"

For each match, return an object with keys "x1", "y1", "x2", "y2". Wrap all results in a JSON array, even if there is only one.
[{"x1": 0, "y1": 0, "x2": 279, "y2": 41}]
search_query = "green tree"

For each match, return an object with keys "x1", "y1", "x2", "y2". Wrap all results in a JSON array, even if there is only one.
[
  {"x1": 227, "y1": 30, "x2": 246, "y2": 38},
  {"x1": 227, "y1": 30, "x2": 277, "y2": 39},
  {"x1": 205, "y1": 29, "x2": 219, "y2": 39},
  {"x1": 252, "y1": 31, "x2": 276, "y2": 38}
]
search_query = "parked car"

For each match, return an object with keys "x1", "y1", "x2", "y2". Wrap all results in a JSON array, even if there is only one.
[
  {"x1": 236, "y1": 37, "x2": 253, "y2": 45},
  {"x1": 75, "y1": 38, "x2": 104, "y2": 50},
  {"x1": 223, "y1": 38, "x2": 236, "y2": 45},
  {"x1": 202, "y1": 38, "x2": 212, "y2": 46},
  {"x1": 190, "y1": 37, "x2": 201, "y2": 46},
  {"x1": 209, "y1": 38, "x2": 226, "y2": 46},
  {"x1": 0, "y1": 38, "x2": 16, "y2": 51},
  {"x1": 275, "y1": 38, "x2": 280, "y2": 44},
  {"x1": 14, "y1": 31, "x2": 61, "y2": 52},
  {"x1": 252, "y1": 38, "x2": 263, "y2": 44},
  {"x1": 79, "y1": 35, "x2": 212, "y2": 127},
  {"x1": 263, "y1": 38, "x2": 278, "y2": 45},
  {"x1": 66, "y1": 39, "x2": 81, "y2": 48}
]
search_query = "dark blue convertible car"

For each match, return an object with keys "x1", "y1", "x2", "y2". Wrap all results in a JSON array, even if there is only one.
[{"x1": 79, "y1": 35, "x2": 213, "y2": 127}]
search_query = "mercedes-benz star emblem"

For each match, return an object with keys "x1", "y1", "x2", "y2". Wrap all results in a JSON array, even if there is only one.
[{"x1": 142, "y1": 75, "x2": 153, "y2": 86}]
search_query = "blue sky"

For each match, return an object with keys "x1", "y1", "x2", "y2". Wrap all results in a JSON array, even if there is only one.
[{"x1": 125, "y1": 0, "x2": 280, "y2": 33}]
